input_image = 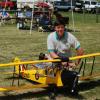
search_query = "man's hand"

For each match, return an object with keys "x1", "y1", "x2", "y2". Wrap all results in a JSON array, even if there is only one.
[
  {"x1": 60, "y1": 56, "x2": 69, "y2": 62},
  {"x1": 54, "y1": 56, "x2": 69, "y2": 62}
]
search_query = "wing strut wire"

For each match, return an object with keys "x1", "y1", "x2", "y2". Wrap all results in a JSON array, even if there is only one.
[
  {"x1": 90, "y1": 56, "x2": 95, "y2": 75},
  {"x1": 12, "y1": 66, "x2": 16, "y2": 86},
  {"x1": 78, "y1": 61, "x2": 84, "y2": 74},
  {"x1": 82, "y1": 58, "x2": 87, "y2": 76}
]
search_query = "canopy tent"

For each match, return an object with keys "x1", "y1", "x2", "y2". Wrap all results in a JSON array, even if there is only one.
[
  {"x1": 17, "y1": 0, "x2": 48, "y2": 8},
  {"x1": 36, "y1": 2, "x2": 49, "y2": 8},
  {"x1": 0, "y1": 1, "x2": 15, "y2": 8}
]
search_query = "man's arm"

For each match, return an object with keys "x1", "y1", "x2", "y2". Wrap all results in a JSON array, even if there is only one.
[
  {"x1": 47, "y1": 33, "x2": 59, "y2": 59},
  {"x1": 49, "y1": 52, "x2": 59, "y2": 59},
  {"x1": 76, "y1": 47, "x2": 84, "y2": 56}
]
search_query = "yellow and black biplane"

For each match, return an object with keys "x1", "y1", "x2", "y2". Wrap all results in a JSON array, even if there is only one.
[{"x1": 0, "y1": 53, "x2": 100, "y2": 95}]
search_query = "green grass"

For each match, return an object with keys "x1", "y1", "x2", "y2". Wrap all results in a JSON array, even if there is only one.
[
  {"x1": 0, "y1": 12, "x2": 100, "y2": 99},
  {"x1": 0, "y1": 25, "x2": 48, "y2": 62}
]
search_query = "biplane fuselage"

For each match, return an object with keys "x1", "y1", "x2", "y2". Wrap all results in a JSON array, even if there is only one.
[{"x1": 15, "y1": 67, "x2": 63, "y2": 87}]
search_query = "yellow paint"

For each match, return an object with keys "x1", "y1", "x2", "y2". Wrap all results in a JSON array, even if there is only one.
[
  {"x1": 55, "y1": 70, "x2": 63, "y2": 86},
  {"x1": 70, "y1": 53, "x2": 100, "y2": 60},
  {"x1": 0, "y1": 88, "x2": 7, "y2": 91},
  {"x1": 14, "y1": 57, "x2": 21, "y2": 73},
  {"x1": 0, "y1": 84, "x2": 49, "y2": 91},
  {"x1": 22, "y1": 69, "x2": 47, "y2": 84}
]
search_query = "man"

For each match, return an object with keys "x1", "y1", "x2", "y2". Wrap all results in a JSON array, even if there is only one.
[
  {"x1": 47, "y1": 20, "x2": 84, "y2": 67},
  {"x1": 0, "y1": 8, "x2": 12, "y2": 25},
  {"x1": 0, "y1": 8, "x2": 9, "y2": 18}
]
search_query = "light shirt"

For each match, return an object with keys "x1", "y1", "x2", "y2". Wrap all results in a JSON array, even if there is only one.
[
  {"x1": 18, "y1": 12, "x2": 24, "y2": 18},
  {"x1": 25, "y1": 11, "x2": 32, "y2": 18},
  {"x1": 47, "y1": 31, "x2": 80, "y2": 57},
  {"x1": 1, "y1": 11, "x2": 9, "y2": 17}
]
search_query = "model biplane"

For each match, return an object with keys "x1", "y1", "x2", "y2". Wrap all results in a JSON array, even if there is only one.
[{"x1": 0, "y1": 53, "x2": 100, "y2": 95}]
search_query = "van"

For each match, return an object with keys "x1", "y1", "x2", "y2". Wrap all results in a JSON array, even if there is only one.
[{"x1": 83, "y1": 0, "x2": 97, "y2": 12}]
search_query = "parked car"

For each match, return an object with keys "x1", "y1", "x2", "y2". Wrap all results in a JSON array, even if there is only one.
[
  {"x1": 53, "y1": 1, "x2": 75, "y2": 11},
  {"x1": 83, "y1": 0, "x2": 97, "y2": 12},
  {"x1": 95, "y1": 2, "x2": 100, "y2": 13},
  {"x1": 96, "y1": 2, "x2": 100, "y2": 8}
]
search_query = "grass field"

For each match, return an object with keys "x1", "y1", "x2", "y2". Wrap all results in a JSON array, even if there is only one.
[{"x1": 0, "y1": 12, "x2": 100, "y2": 99}]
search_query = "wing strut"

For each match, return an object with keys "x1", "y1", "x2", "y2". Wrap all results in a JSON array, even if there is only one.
[
  {"x1": 82, "y1": 58, "x2": 87, "y2": 76},
  {"x1": 90, "y1": 56, "x2": 95, "y2": 75},
  {"x1": 12, "y1": 66, "x2": 16, "y2": 86}
]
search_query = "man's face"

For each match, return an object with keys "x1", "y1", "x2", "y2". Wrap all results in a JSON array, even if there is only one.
[{"x1": 55, "y1": 25, "x2": 65, "y2": 37}]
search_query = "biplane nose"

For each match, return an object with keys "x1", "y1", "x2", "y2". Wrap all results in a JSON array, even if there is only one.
[{"x1": 61, "y1": 69, "x2": 79, "y2": 94}]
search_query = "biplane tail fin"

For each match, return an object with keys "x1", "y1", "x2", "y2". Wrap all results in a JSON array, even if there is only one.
[
  {"x1": 14, "y1": 57, "x2": 21, "y2": 73},
  {"x1": 13, "y1": 57, "x2": 26, "y2": 74}
]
